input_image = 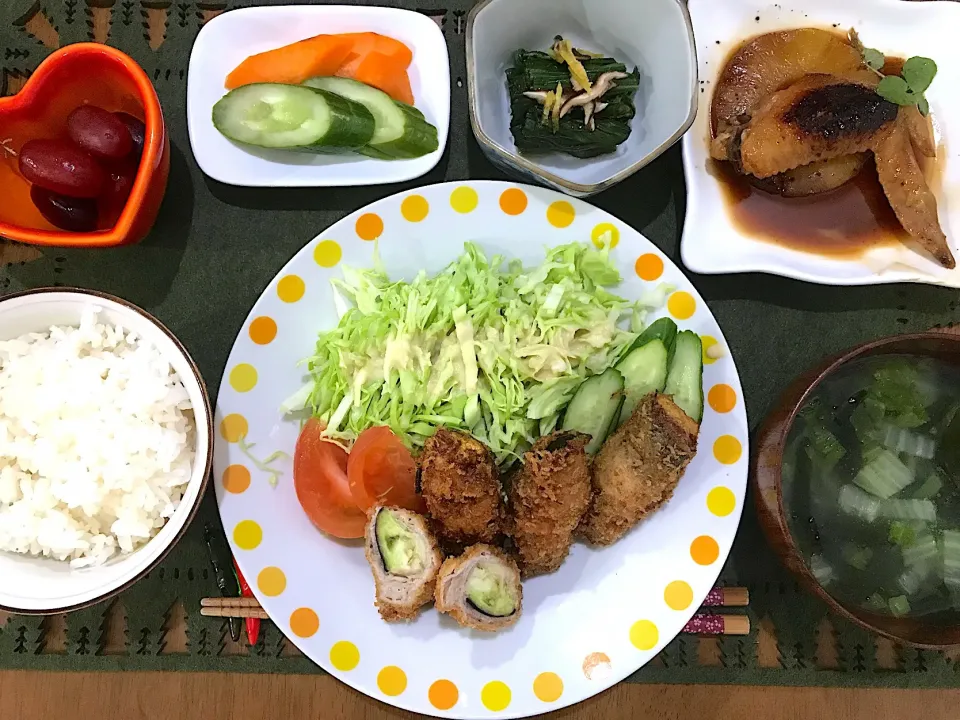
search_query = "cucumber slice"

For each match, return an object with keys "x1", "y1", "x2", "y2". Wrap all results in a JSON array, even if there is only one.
[
  {"x1": 616, "y1": 339, "x2": 669, "y2": 426},
  {"x1": 629, "y1": 317, "x2": 678, "y2": 368},
  {"x1": 562, "y1": 368, "x2": 625, "y2": 454},
  {"x1": 304, "y1": 76, "x2": 439, "y2": 159},
  {"x1": 213, "y1": 83, "x2": 375, "y2": 150},
  {"x1": 664, "y1": 331, "x2": 704, "y2": 423},
  {"x1": 633, "y1": 317, "x2": 678, "y2": 354}
]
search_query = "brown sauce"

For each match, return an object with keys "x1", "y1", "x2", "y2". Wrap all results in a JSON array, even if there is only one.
[
  {"x1": 710, "y1": 37, "x2": 941, "y2": 260},
  {"x1": 710, "y1": 158, "x2": 908, "y2": 259}
]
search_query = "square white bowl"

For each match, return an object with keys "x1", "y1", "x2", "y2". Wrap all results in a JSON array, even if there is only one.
[
  {"x1": 187, "y1": 5, "x2": 450, "y2": 187},
  {"x1": 466, "y1": 0, "x2": 698, "y2": 197},
  {"x1": 0, "y1": 289, "x2": 212, "y2": 614},
  {"x1": 681, "y1": 0, "x2": 960, "y2": 288}
]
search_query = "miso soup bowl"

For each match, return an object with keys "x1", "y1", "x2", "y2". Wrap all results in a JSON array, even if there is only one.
[{"x1": 753, "y1": 326, "x2": 960, "y2": 648}]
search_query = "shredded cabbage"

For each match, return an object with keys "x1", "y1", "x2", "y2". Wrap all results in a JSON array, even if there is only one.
[{"x1": 290, "y1": 241, "x2": 644, "y2": 465}]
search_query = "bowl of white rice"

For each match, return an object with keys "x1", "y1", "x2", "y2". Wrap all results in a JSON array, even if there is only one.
[{"x1": 0, "y1": 288, "x2": 212, "y2": 614}]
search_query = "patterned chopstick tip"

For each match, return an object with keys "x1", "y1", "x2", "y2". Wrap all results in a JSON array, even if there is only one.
[{"x1": 683, "y1": 614, "x2": 750, "y2": 636}]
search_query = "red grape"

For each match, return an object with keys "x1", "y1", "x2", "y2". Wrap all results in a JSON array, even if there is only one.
[
  {"x1": 114, "y1": 112, "x2": 146, "y2": 160},
  {"x1": 67, "y1": 105, "x2": 133, "y2": 160},
  {"x1": 19, "y1": 140, "x2": 105, "y2": 198},
  {"x1": 30, "y1": 186, "x2": 98, "y2": 232},
  {"x1": 100, "y1": 163, "x2": 137, "y2": 223}
]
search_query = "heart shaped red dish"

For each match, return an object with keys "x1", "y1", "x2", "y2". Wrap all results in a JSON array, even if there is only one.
[{"x1": 0, "y1": 43, "x2": 169, "y2": 247}]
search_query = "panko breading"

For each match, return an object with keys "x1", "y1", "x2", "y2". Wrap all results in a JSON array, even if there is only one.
[
  {"x1": 580, "y1": 393, "x2": 699, "y2": 546},
  {"x1": 364, "y1": 506, "x2": 443, "y2": 622},
  {"x1": 508, "y1": 432, "x2": 592, "y2": 576},
  {"x1": 419, "y1": 428, "x2": 504, "y2": 545}
]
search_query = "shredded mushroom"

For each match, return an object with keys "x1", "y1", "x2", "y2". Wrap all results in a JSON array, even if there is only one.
[
  {"x1": 530, "y1": 38, "x2": 630, "y2": 133},
  {"x1": 559, "y1": 72, "x2": 628, "y2": 118}
]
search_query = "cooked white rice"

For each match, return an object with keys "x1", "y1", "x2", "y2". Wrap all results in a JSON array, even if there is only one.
[{"x1": 0, "y1": 307, "x2": 195, "y2": 568}]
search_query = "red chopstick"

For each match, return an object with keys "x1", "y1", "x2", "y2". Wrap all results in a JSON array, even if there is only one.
[{"x1": 233, "y1": 558, "x2": 260, "y2": 647}]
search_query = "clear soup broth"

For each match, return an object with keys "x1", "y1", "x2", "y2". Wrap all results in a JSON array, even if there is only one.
[{"x1": 784, "y1": 354, "x2": 960, "y2": 621}]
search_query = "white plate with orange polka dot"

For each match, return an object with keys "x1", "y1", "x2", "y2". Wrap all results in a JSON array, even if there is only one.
[{"x1": 215, "y1": 181, "x2": 748, "y2": 719}]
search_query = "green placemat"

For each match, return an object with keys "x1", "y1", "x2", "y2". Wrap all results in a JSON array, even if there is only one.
[{"x1": 1, "y1": 0, "x2": 959, "y2": 687}]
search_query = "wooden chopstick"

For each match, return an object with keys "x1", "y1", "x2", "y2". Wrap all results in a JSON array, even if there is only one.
[
  {"x1": 200, "y1": 607, "x2": 271, "y2": 620},
  {"x1": 199, "y1": 585, "x2": 751, "y2": 625},
  {"x1": 699, "y1": 586, "x2": 749, "y2": 607},
  {"x1": 683, "y1": 614, "x2": 750, "y2": 636},
  {"x1": 201, "y1": 596, "x2": 262, "y2": 608}
]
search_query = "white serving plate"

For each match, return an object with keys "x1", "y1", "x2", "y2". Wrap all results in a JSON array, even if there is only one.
[
  {"x1": 214, "y1": 181, "x2": 748, "y2": 718},
  {"x1": 0, "y1": 289, "x2": 212, "y2": 614},
  {"x1": 187, "y1": 5, "x2": 450, "y2": 187},
  {"x1": 682, "y1": 0, "x2": 960, "y2": 288}
]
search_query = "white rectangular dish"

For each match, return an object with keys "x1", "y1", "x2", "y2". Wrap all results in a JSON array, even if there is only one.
[
  {"x1": 681, "y1": 0, "x2": 960, "y2": 288},
  {"x1": 187, "y1": 5, "x2": 450, "y2": 187}
]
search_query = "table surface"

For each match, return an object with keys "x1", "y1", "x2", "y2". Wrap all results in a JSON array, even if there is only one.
[{"x1": 2, "y1": 670, "x2": 959, "y2": 719}]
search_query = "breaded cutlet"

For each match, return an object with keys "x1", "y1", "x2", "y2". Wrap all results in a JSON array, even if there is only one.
[
  {"x1": 579, "y1": 393, "x2": 699, "y2": 546},
  {"x1": 419, "y1": 428, "x2": 504, "y2": 545},
  {"x1": 508, "y1": 431, "x2": 592, "y2": 576}
]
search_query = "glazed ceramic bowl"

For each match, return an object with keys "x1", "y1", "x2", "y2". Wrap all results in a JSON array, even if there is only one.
[
  {"x1": 466, "y1": 0, "x2": 697, "y2": 197},
  {"x1": 0, "y1": 289, "x2": 212, "y2": 615},
  {"x1": 0, "y1": 43, "x2": 169, "y2": 247},
  {"x1": 754, "y1": 327, "x2": 960, "y2": 648}
]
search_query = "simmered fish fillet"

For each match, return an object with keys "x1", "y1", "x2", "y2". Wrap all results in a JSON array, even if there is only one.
[
  {"x1": 874, "y1": 117, "x2": 955, "y2": 269},
  {"x1": 711, "y1": 29, "x2": 866, "y2": 138},
  {"x1": 737, "y1": 73, "x2": 897, "y2": 178}
]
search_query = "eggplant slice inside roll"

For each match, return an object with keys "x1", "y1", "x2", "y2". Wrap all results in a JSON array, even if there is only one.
[
  {"x1": 364, "y1": 505, "x2": 443, "y2": 622},
  {"x1": 434, "y1": 544, "x2": 523, "y2": 631}
]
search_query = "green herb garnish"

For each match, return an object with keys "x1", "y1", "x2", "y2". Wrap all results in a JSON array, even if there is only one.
[
  {"x1": 862, "y1": 47, "x2": 885, "y2": 71},
  {"x1": 849, "y1": 29, "x2": 937, "y2": 116}
]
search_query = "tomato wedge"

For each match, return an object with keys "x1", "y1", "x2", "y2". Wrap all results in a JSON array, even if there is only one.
[
  {"x1": 294, "y1": 418, "x2": 367, "y2": 539},
  {"x1": 347, "y1": 426, "x2": 424, "y2": 513}
]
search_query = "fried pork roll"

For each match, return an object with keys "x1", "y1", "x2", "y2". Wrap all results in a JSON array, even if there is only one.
[
  {"x1": 419, "y1": 428, "x2": 504, "y2": 545},
  {"x1": 434, "y1": 544, "x2": 522, "y2": 632},
  {"x1": 508, "y1": 431, "x2": 592, "y2": 576},
  {"x1": 579, "y1": 392, "x2": 699, "y2": 546},
  {"x1": 364, "y1": 505, "x2": 443, "y2": 622}
]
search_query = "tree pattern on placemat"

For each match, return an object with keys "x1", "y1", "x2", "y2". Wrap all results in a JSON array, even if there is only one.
[
  {"x1": 815, "y1": 617, "x2": 839, "y2": 670},
  {"x1": 1, "y1": 0, "x2": 960, "y2": 688},
  {"x1": 38, "y1": 615, "x2": 67, "y2": 655},
  {"x1": 13, "y1": 624, "x2": 28, "y2": 654},
  {"x1": 159, "y1": 600, "x2": 189, "y2": 654},
  {"x1": 98, "y1": 601, "x2": 128, "y2": 656}
]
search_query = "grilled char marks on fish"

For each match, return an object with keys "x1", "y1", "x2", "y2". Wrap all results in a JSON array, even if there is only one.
[
  {"x1": 739, "y1": 74, "x2": 898, "y2": 179},
  {"x1": 781, "y1": 82, "x2": 897, "y2": 143}
]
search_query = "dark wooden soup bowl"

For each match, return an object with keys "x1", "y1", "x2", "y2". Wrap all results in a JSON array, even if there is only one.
[{"x1": 753, "y1": 326, "x2": 960, "y2": 648}]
